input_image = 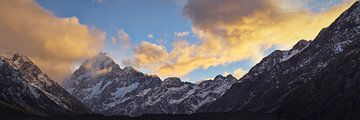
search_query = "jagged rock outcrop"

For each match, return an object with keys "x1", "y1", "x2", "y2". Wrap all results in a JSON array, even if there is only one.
[{"x1": 0, "y1": 49, "x2": 92, "y2": 116}]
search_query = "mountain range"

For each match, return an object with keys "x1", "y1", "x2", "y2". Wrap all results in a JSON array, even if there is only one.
[
  {"x1": 1, "y1": 1, "x2": 360, "y2": 120},
  {"x1": 64, "y1": 52, "x2": 237, "y2": 116}
]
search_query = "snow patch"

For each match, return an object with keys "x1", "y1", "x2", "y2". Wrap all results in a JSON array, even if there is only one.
[
  {"x1": 83, "y1": 81, "x2": 112, "y2": 100},
  {"x1": 169, "y1": 89, "x2": 196, "y2": 104},
  {"x1": 25, "y1": 82, "x2": 40, "y2": 99},
  {"x1": 280, "y1": 43, "x2": 310, "y2": 62},
  {"x1": 112, "y1": 82, "x2": 139, "y2": 99},
  {"x1": 191, "y1": 97, "x2": 213, "y2": 110},
  {"x1": 137, "y1": 88, "x2": 151, "y2": 97}
]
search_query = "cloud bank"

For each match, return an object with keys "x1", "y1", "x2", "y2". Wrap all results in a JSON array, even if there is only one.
[
  {"x1": 129, "y1": 0, "x2": 354, "y2": 78},
  {"x1": 0, "y1": 0, "x2": 105, "y2": 82}
]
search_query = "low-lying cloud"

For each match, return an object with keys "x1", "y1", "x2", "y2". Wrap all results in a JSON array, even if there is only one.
[{"x1": 0, "y1": 0, "x2": 105, "y2": 82}]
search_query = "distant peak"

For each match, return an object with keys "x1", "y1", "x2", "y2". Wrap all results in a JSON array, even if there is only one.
[
  {"x1": 93, "y1": 52, "x2": 111, "y2": 60},
  {"x1": 164, "y1": 77, "x2": 181, "y2": 81},
  {"x1": 225, "y1": 74, "x2": 237, "y2": 80},
  {"x1": 0, "y1": 48, "x2": 33, "y2": 68},
  {"x1": 0, "y1": 48, "x2": 24, "y2": 59},
  {"x1": 214, "y1": 75, "x2": 225, "y2": 81},
  {"x1": 123, "y1": 66, "x2": 139, "y2": 73},
  {"x1": 291, "y1": 40, "x2": 311, "y2": 51},
  {"x1": 214, "y1": 74, "x2": 237, "y2": 81},
  {"x1": 163, "y1": 77, "x2": 182, "y2": 84},
  {"x1": 81, "y1": 52, "x2": 116, "y2": 70}
]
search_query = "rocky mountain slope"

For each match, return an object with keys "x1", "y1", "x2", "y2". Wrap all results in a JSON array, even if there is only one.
[
  {"x1": 0, "y1": 49, "x2": 92, "y2": 116},
  {"x1": 65, "y1": 53, "x2": 237, "y2": 116},
  {"x1": 199, "y1": 1, "x2": 360, "y2": 120}
]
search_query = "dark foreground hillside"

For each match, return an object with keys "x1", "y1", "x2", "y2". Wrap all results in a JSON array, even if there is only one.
[{"x1": 0, "y1": 105, "x2": 280, "y2": 120}]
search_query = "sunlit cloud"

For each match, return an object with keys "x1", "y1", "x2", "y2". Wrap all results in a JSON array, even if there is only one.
[
  {"x1": 0, "y1": 0, "x2": 105, "y2": 82},
  {"x1": 131, "y1": 41, "x2": 169, "y2": 69},
  {"x1": 223, "y1": 68, "x2": 246, "y2": 79},
  {"x1": 233, "y1": 68, "x2": 247, "y2": 79},
  {"x1": 128, "y1": 0, "x2": 355, "y2": 78}
]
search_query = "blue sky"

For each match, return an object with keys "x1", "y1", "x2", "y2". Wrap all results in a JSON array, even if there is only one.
[
  {"x1": 35, "y1": 0, "x2": 348, "y2": 83},
  {"x1": 37, "y1": 0, "x2": 244, "y2": 82}
]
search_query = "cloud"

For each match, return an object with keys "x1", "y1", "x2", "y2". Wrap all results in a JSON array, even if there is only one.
[
  {"x1": 233, "y1": 68, "x2": 247, "y2": 79},
  {"x1": 111, "y1": 37, "x2": 117, "y2": 45},
  {"x1": 223, "y1": 71, "x2": 231, "y2": 76},
  {"x1": 131, "y1": 41, "x2": 169, "y2": 68},
  {"x1": 148, "y1": 34, "x2": 154, "y2": 39},
  {"x1": 129, "y1": 0, "x2": 354, "y2": 78},
  {"x1": 93, "y1": 0, "x2": 104, "y2": 4},
  {"x1": 175, "y1": 31, "x2": 190, "y2": 38},
  {"x1": 0, "y1": 0, "x2": 105, "y2": 82},
  {"x1": 223, "y1": 68, "x2": 247, "y2": 79},
  {"x1": 114, "y1": 29, "x2": 131, "y2": 49},
  {"x1": 118, "y1": 29, "x2": 130, "y2": 42},
  {"x1": 183, "y1": 0, "x2": 274, "y2": 30},
  {"x1": 279, "y1": 0, "x2": 344, "y2": 12},
  {"x1": 81, "y1": 54, "x2": 113, "y2": 77}
]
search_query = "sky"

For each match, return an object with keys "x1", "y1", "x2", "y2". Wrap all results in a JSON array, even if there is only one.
[{"x1": 0, "y1": 0, "x2": 355, "y2": 83}]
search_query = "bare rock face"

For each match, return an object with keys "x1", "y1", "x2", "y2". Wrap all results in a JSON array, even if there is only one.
[
  {"x1": 199, "y1": 1, "x2": 360, "y2": 120},
  {"x1": 65, "y1": 52, "x2": 237, "y2": 116},
  {"x1": 0, "y1": 49, "x2": 92, "y2": 116}
]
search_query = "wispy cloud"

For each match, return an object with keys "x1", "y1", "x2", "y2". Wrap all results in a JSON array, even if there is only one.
[
  {"x1": 118, "y1": 29, "x2": 131, "y2": 42},
  {"x1": 92, "y1": 0, "x2": 104, "y2": 4},
  {"x1": 174, "y1": 31, "x2": 190, "y2": 38},
  {"x1": 148, "y1": 34, "x2": 154, "y2": 39},
  {"x1": 111, "y1": 29, "x2": 131, "y2": 49}
]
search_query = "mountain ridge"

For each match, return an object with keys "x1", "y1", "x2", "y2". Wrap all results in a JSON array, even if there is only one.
[
  {"x1": 65, "y1": 51, "x2": 238, "y2": 116},
  {"x1": 0, "y1": 50, "x2": 92, "y2": 116},
  {"x1": 198, "y1": 1, "x2": 360, "y2": 119},
  {"x1": 1, "y1": 1, "x2": 360, "y2": 120}
]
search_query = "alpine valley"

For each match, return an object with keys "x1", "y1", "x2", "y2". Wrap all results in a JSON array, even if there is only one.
[{"x1": 1, "y1": 1, "x2": 360, "y2": 120}]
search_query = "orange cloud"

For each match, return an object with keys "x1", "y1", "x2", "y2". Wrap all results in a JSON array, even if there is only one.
[
  {"x1": 129, "y1": 0, "x2": 355, "y2": 78},
  {"x1": 233, "y1": 68, "x2": 247, "y2": 79},
  {"x1": 132, "y1": 41, "x2": 169, "y2": 68},
  {"x1": 0, "y1": 0, "x2": 105, "y2": 82},
  {"x1": 223, "y1": 68, "x2": 246, "y2": 79}
]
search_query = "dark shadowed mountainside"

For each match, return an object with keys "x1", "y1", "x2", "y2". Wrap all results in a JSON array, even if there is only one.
[{"x1": 199, "y1": 1, "x2": 360, "y2": 120}]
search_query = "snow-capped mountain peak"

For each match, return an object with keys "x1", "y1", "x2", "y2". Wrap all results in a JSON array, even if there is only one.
[
  {"x1": 66, "y1": 52, "x2": 239, "y2": 116},
  {"x1": 80, "y1": 52, "x2": 116, "y2": 71},
  {"x1": 123, "y1": 66, "x2": 139, "y2": 74}
]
